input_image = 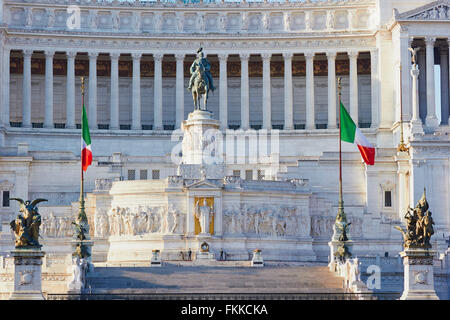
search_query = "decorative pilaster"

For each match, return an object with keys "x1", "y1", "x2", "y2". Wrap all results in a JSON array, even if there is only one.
[
  {"x1": 110, "y1": 52, "x2": 120, "y2": 130},
  {"x1": 66, "y1": 51, "x2": 76, "y2": 129},
  {"x1": 88, "y1": 52, "x2": 98, "y2": 130},
  {"x1": 283, "y1": 52, "x2": 293, "y2": 130},
  {"x1": 305, "y1": 52, "x2": 315, "y2": 130},
  {"x1": 348, "y1": 50, "x2": 359, "y2": 124},
  {"x1": 424, "y1": 36, "x2": 439, "y2": 130},
  {"x1": 262, "y1": 53, "x2": 272, "y2": 130},
  {"x1": 326, "y1": 51, "x2": 337, "y2": 129},
  {"x1": 22, "y1": 49, "x2": 33, "y2": 128},
  {"x1": 175, "y1": 53, "x2": 185, "y2": 129},
  {"x1": 132, "y1": 52, "x2": 142, "y2": 130},
  {"x1": 240, "y1": 53, "x2": 250, "y2": 130},
  {"x1": 218, "y1": 53, "x2": 228, "y2": 130},
  {"x1": 154, "y1": 53, "x2": 163, "y2": 130}
]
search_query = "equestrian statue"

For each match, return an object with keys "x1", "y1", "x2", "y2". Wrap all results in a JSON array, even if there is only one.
[{"x1": 188, "y1": 48, "x2": 215, "y2": 111}]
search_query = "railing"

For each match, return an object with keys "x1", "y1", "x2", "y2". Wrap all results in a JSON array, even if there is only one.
[{"x1": 46, "y1": 292, "x2": 400, "y2": 300}]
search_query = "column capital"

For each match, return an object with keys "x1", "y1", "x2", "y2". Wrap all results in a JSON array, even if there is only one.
[
  {"x1": 348, "y1": 50, "x2": 359, "y2": 59},
  {"x1": 44, "y1": 49, "x2": 55, "y2": 58},
  {"x1": 175, "y1": 53, "x2": 185, "y2": 61},
  {"x1": 304, "y1": 52, "x2": 315, "y2": 60},
  {"x1": 23, "y1": 49, "x2": 33, "y2": 57},
  {"x1": 132, "y1": 52, "x2": 142, "y2": 60},
  {"x1": 218, "y1": 53, "x2": 228, "y2": 61},
  {"x1": 282, "y1": 52, "x2": 293, "y2": 60},
  {"x1": 110, "y1": 52, "x2": 120, "y2": 60},
  {"x1": 369, "y1": 47, "x2": 378, "y2": 55},
  {"x1": 239, "y1": 53, "x2": 250, "y2": 61},
  {"x1": 153, "y1": 53, "x2": 163, "y2": 62},
  {"x1": 424, "y1": 36, "x2": 436, "y2": 46},
  {"x1": 66, "y1": 51, "x2": 77, "y2": 59},
  {"x1": 88, "y1": 52, "x2": 99, "y2": 59},
  {"x1": 261, "y1": 53, "x2": 272, "y2": 62},
  {"x1": 326, "y1": 51, "x2": 337, "y2": 59}
]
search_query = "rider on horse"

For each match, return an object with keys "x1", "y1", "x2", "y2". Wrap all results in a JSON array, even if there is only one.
[{"x1": 188, "y1": 48, "x2": 215, "y2": 92}]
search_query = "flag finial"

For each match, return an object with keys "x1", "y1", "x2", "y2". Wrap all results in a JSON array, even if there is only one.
[{"x1": 81, "y1": 76, "x2": 85, "y2": 95}]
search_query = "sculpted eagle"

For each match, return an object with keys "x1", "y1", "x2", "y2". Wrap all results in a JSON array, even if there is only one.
[{"x1": 9, "y1": 198, "x2": 47, "y2": 248}]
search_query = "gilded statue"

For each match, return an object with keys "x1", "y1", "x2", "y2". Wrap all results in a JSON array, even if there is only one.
[
  {"x1": 395, "y1": 188, "x2": 434, "y2": 249},
  {"x1": 188, "y1": 48, "x2": 215, "y2": 111},
  {"x1": 195, "y1": 198, "x2": 213, "y2": 235},
  {"x1": 9, "y1": 198, "x2": 48, "y2": 248}
]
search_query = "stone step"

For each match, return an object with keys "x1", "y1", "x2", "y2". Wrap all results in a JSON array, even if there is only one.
[{"x1": 86, "y1": 264, "x2": 347, "y2": 295}]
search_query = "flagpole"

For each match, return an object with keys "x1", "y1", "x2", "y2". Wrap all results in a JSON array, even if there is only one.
[
  {"x1": 337, "y1": 77, "x2": 345, "y2": 223},
  {"x1": 79, "y1": 76, "x2": 86, "y2": 221}
]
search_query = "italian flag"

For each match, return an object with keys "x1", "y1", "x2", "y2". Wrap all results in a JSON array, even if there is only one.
[
  {"x1": 340, "y1": 101, "x2": 375, "y2": 165},
  {"x1": 81, "y1": 104, "x2": 92, "y2": 171}
]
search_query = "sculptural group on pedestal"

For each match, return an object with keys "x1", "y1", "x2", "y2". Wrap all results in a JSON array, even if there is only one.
[
  {"x1": 9, "y1": 198, "x2": 47, "y2": 248},
  {"x1": 395, "y1": 189, "x2": 435, "y2": 249}
]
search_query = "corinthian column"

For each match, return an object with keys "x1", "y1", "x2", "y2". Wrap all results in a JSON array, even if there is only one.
[
  {"x1": 3, "y1": 48, "x2": 10, "y2": 127},
  {"x1": 410, "y1": 64, "x2": 423, "y2": 135},
  {"x1": 370, "y1": 48, "x2": 379, "y2": 129},
  {"x1": 66, "y1": 51, "x2": 76, "y2": 129},
  {"x1": 326, "y1": 51, "x2": 337, "y2": 129},
  {"x1": 175, "y1": 53, "x2": 185, "y2": 129},
  {"x1": 132, "y1": 52, "x2": 142, "y2": 130},
  {"x1": 218, "y1": 53, "x2": 228, "y2": 130},
  {"x1": 44, "y1": 50, "x2": 55, "y2": 129},
  {"x1": 88, "y1": 52, "x2": 98, "y2": 130},
  {"x1": 305, "y1": 52, "x2": 315, "y2": 130},
  {"x1": 154, "y1": 53, "x2": 163, "y2": 130},
  {"x1": 110, "y1": 52, "x2": 120, "y2": 130},
  {"x1": 22, "y1": 49, "x2": 33, "y2": 128},
  {"x1": 440, "y1": 44, "x2": 449, "y2": 125},
  {"x1": 283, "y1": 52, "x2": 293, "y2": 130},
  {"x1": 262, "y1": 53, "x2": 272, "y2": 130},
  {"x1": 240, "y1": 53, "x2": 249, "y2": 130},
  {"x1": 348, "y1": 50, "x2": 359, "y2": 124},
  {"x1": 425, "y1": 36, "x2": 438, "y2": 130}
]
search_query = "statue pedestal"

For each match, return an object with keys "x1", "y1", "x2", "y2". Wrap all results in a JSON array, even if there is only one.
[
  {"x1": 9, "y1": 248, "x2": 45, "y2": 300},
  {"x1": 399, "y1": 248, "x2": 439, "y2": 300},
  {"x1": 71, "y1": 239, "x2": 95, "y2": 273},
  {"x1": 251, "y1": 249, "x2": 264, "y2": 267},
  {"x1": 181, "y1": 110, "x2": 222, "y2": 166},
  {"x1": 150, "y1": 249, "x2": 162, "y2": 267},
  {"x1": 328, "y1": 240, "x2": 353, "y2": 272}
]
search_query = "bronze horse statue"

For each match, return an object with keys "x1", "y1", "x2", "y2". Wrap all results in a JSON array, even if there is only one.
[{"x1": 191, "y1": 64, "x2": 211, "y2": 111}]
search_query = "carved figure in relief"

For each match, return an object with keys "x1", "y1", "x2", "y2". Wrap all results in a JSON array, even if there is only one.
[
  {"x1": 430, "y1": 8, "x2": 438, "y2": 19},
  {"x1": 438, "y1": 6, "x2": 447, "y2": 19}
]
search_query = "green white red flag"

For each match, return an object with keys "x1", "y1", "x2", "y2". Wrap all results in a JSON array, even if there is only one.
[
  {"x1": 340, "y1": 101, "x2": 375, "y2": 165},
  {"x1": 81, "y1": 104, "x2": 92, "y2": 171}
]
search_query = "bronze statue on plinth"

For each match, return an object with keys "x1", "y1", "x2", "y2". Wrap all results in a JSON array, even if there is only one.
[
  {"x1": 395, "y1": 188, "x2": 435, "y2": 249},
  {"x1": 9, "y1": 198, "x2": 47, "y2": 248}
]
